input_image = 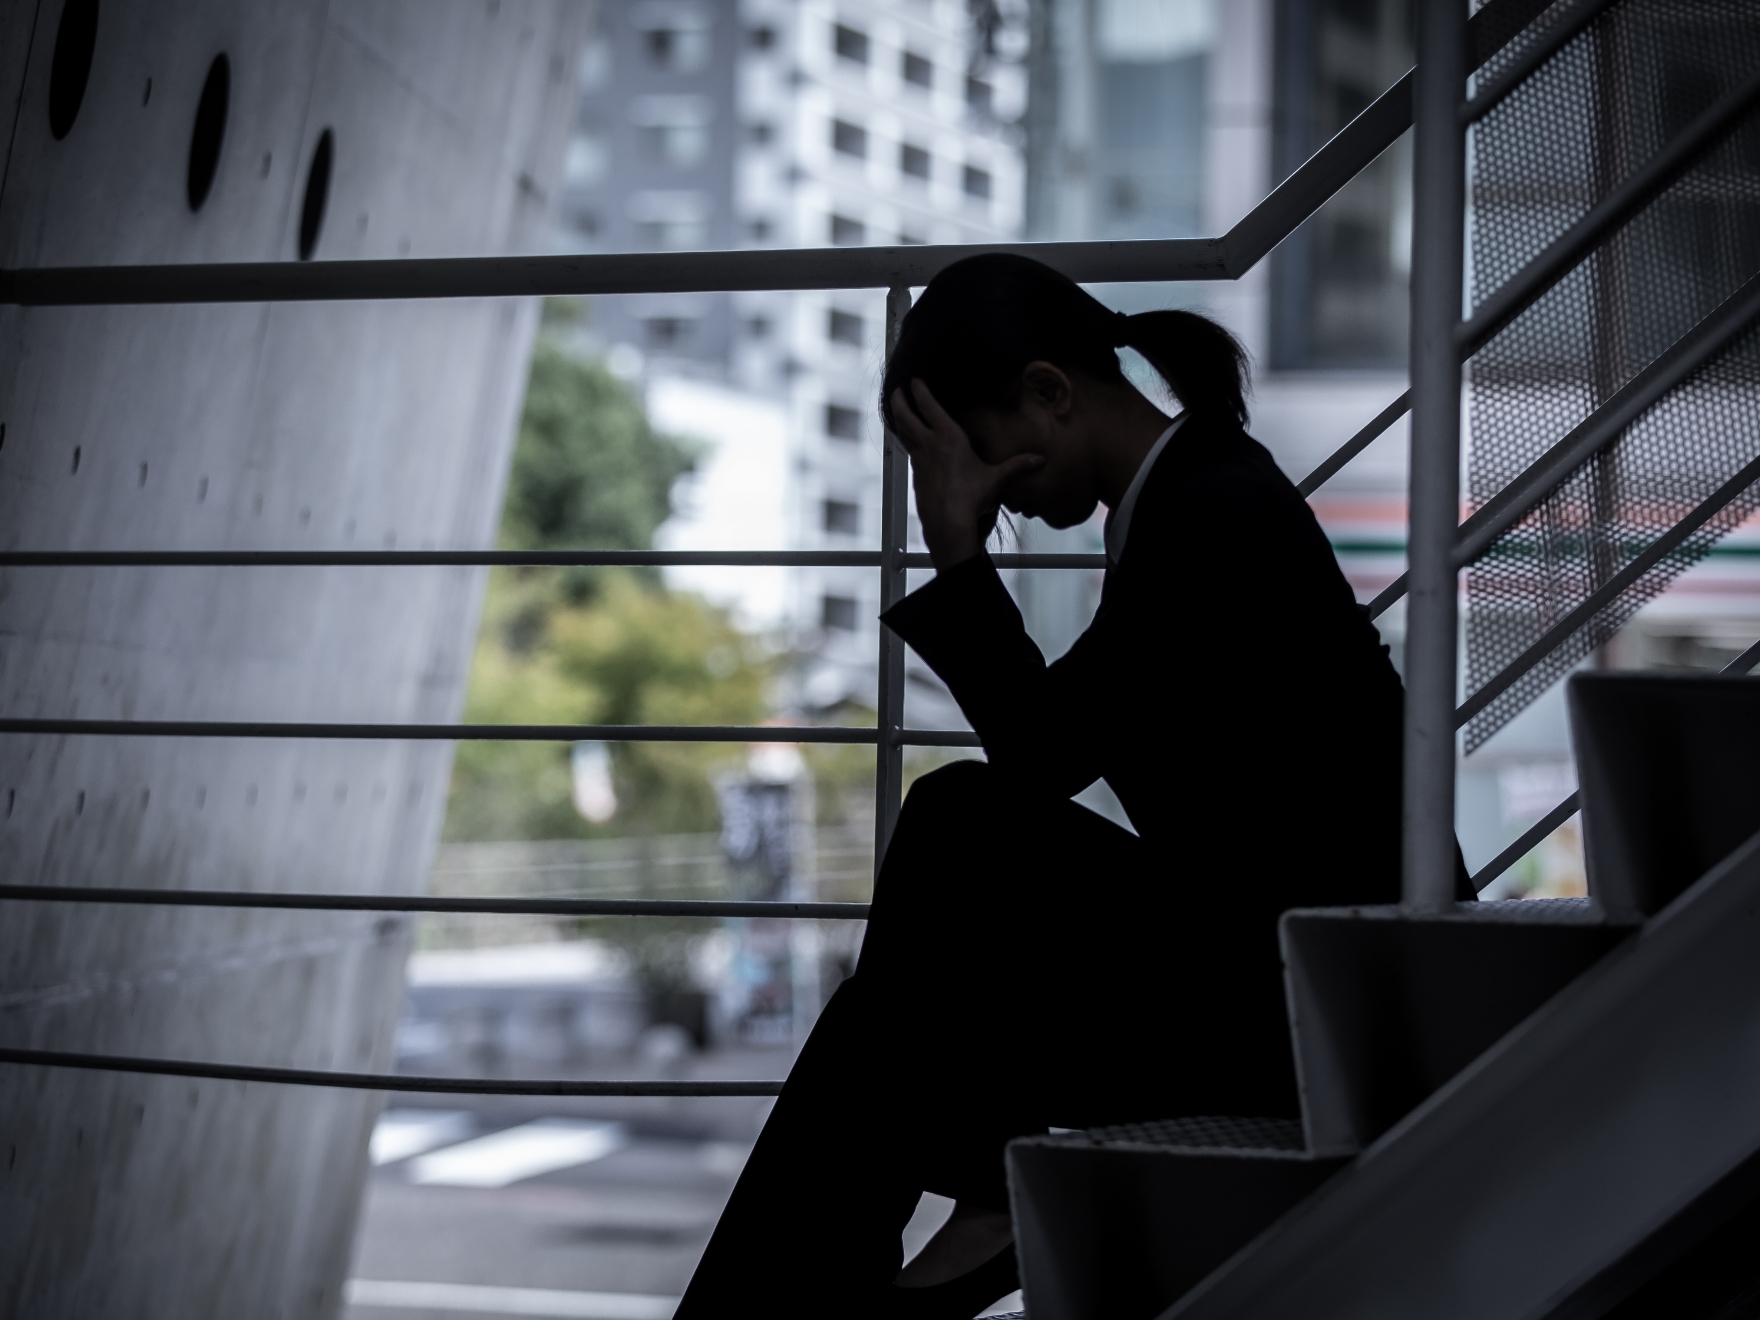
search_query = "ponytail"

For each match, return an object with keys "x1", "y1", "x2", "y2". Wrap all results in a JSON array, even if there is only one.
[
  {"x1": 881, "y1": 253, "x2": 1249, "y2": 431},
  {"x1": 1115, "y1": 309, "x2": 1250, "y2": 428}
]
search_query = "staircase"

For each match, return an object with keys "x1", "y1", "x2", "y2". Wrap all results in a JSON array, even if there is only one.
[{"x1": 1009, "y1": 675, "x2": 1760, "y2": 1319}]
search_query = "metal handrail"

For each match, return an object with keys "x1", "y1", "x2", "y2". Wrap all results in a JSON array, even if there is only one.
[
  {"x1": 0, "y1": 1048, "x2": 784, "y2": 1097},
  {"x1": 0, "y1": 885, "x2": 866, "y2": 920},
  {"x1": 0, "y1": 549, "x2": 1106, "y2": 569},
  {"x1": 0, "y1": 719, "x2": 983, "y2": 747}
]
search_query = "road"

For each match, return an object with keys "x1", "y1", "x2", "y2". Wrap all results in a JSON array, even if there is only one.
[{"x1": 342, "y1": 1049, "x2": 1016, "y2": 1320}]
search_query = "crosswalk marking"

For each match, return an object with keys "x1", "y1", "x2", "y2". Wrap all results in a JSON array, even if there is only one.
[
  {"x1": 407, "y1": 1119, "x2": 627, "y2": 1188},
  {"x1": 370, "y1": 1110, "x2": 474, "y2": 1166},
  {"x1": 346, "y1": 1279, "x2": 676, "y2": 1318}
]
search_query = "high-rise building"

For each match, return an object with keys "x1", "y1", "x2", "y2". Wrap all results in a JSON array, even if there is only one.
[{"x1": 553, "y1": 0, "x2": 1026, "y2": 719}]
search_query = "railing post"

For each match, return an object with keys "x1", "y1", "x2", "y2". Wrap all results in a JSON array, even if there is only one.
[
  {"x1": 1403, "y1": 0, "x2": 1469, "y2": 912},
  {"x1": 875, "y1": 284, "x2": 912, "y2": 876}
]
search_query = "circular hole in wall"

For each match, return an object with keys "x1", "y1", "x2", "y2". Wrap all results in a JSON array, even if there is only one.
[
  {"x1": 186, "y1": 53, "x2": 229, "y2": 211},
  {"x1": 48, "y1": 0, "x2": 99, "y2": 140},
  {"x1": 298, "y1": 128, "x2": 333, "y2": 260}
]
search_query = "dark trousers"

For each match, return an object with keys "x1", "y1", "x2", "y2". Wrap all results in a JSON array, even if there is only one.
[{"x1": 675, "y1": 761, "x2": 1299, "y2": 1319}]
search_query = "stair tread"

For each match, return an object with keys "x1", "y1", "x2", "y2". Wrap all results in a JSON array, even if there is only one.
[{"x1": 1056, "y1": 1115, "x2": 1307, "y2": 1153}]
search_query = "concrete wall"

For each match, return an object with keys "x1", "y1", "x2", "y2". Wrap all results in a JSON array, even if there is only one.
[{"x1": 0, "y1": 2, "x2": 585, "y2": 1315}]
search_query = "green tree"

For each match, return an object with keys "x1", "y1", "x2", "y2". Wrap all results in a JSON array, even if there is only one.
[
  {"x1": 500, "y1": 342, "x2": 698, "y2": 603},
  {"x1": 443, "y1": 341, "x2": 770, "y2": 844}
]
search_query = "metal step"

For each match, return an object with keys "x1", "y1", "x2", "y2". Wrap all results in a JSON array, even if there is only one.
[
  {"x1": 1008, "y1": 1117, "x2": 1341, "y2": 1320},
  {"x1": 1158, "y1": 827, "x2": 1760, "y2": 1320}
]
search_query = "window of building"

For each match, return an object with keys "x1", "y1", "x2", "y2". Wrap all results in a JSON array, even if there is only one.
[
  {"x1": 821, "y1": 594, "x2": 859, "y2": 631},
  {"x1": 827, "y1": 308, "x2": 863, "y2": 346},
  {"x1": 645, "y1": 316, "x2": 697, "y2": 348},
  {"x1": 825, "y1": 403, "x2": 863, "y2": 439},
  {"x1": 630, "y1": 95, "x2": 714, "y2": 168},
  {"x1": 900, "y1": 143, "x2": 930, "y2": 180},
  {"x1": 746, "y1": 315, "x2": 773, "y2": 339},
  {"x1": 963, "y1": 165, "x2": 992, "y2": 200},
  {"x1": 902, "y1": 50, "x2": 932, "y2": 87},
  {"x1": 747, "y1": 121, "x2": 775, "y2": 146},
  {"x1": 965, "y1": 76, "x2": 994, "y2": 115},
  {"x1": 823, "y1": 499, "x2": 861, "y2": 536},
  {"x1": 747, "y1": 24, "x2": 776, "y2": 50},
  {"x1": 833, "y1": 23, "x2": 869, "y2": 64},
  {"x1": 898, "y1": 231, "x2": 926, "y2": 246},
  {"x1": 1086, "y1": 0, "x2": 1212, "y2": 244},
  {"x1": 1269, "y1": 0, "x2": 1413, "y2": 368},
  {"x1": 832, "y1": 118, "x2": 868, "y2": 158},
  {"x1": 629, "y1": 190, "x2": 710, "y2": 250},
  {"x1": 638, "y1": 8, "x2": 712, "y2": 72},
  {"x1": 747, "y1": 217, "x2": 773, "y2": 241},
  {"x1": 562, "y1": 127, "x2": 608, "y2": 189},
  {"x1": 829, "y1": 213, "x2": 865, "y2": 246}
]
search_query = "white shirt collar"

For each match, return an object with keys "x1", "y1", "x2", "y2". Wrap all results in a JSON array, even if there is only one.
[{"x1": 1104, "y1": 415, "x2": 1185, "y2": 565}]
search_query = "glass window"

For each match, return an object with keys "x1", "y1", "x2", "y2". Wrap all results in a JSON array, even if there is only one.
[
  {"x1": 900, "y1": 143, "x2": 931, "y2": 179},
  {"x1": 902, "y1": 50, "x2": 932, "y2": 88},
  {"x1": 821, "y1": 594, "x2": 859, "y2": 630},
  {"x1": 833, "y1": 24, "x2": 869, "y2": 64},
  {"x1": 829, "y1": 214, "x2": 865, "y2": 246},
  {"x1": 827, "y1": 309, "x2": 864, "y2": 345},
  {"x1": 637, "y1": 9, "x2": 712, "y2": 73},
  {"x1": 630, "y1": 95, "x2": 713, "y2": 168},
  {"x1": 822, "y1": 499, "x2": 861, "y2": 536},
  {"x1": 832, "y1": 119, "x2": 868, "y2": 158},
  {"x1": 963, "y1": 165, "x2": 992, "y2": 200},
  {"x1": 1270, "y1": 0, "x2": 1414, "y2": 369},
  {"x1": 1091, "y1": 0, "x2": 1212, "y2": 241},
  {"x1": 825, "y1": 404, "x2": 864, "y2": 439},
  {"x1": 965, "y1": 76, "x2": 994, "y2": 116}
]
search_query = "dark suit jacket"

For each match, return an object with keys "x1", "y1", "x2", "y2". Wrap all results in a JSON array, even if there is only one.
[{"x1": 882, "y1": 413, "x2": 1408, "y2": 1065}]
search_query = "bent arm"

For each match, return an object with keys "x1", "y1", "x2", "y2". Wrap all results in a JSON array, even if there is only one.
[{"x1": 881, "y1": 554, "x2": 1136, "y2": 800}]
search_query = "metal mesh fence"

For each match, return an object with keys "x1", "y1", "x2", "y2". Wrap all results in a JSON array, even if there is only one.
[{"x1": 1463, "y1": 0, "x2": 1760, "y2": 751}]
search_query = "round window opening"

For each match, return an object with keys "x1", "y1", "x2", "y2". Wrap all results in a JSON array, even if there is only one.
[
  {"x1": 298, "y1": 129, "x2": 334, "y2": 261},
  {"x1": 186, "y1": 53, "x2": 230, "y2": 211},
  {"x1": 48, "y1": 0, "x2": 100, "y2": 141}
]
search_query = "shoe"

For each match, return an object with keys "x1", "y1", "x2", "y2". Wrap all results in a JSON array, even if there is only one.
[{"x1": 882, "y1": 1243, "x2": 1019, "y2": 1319}]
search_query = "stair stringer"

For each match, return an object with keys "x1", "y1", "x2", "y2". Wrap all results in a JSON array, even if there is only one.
[{"x1": 1160, "y1": 827, "x2": 1760, "y2": 1320}]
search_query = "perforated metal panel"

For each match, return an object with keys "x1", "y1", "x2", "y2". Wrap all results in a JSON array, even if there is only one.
[{"x1": 1463, "y1": 0, "x2": 1760, "y2": 751}]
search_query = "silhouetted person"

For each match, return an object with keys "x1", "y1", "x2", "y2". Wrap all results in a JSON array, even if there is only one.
[{"x1": 677, "y1": 255, "x2": 1410, "y2": 1319}]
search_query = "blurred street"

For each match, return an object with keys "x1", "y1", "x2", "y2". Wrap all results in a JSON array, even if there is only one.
[{"x1": 342, "y1": 1042, "x2": 1009, "y2": 1319}]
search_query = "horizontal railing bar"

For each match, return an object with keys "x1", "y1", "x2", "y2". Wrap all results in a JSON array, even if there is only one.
[
  {"x1": 1296, "y1": 390, "x2": 1411, "y2": 497},
  {"x1": 1459, "y1": 0, "x2": 1616, "y2": 124},
  {"x1": 0, "y1": 549, "x2": 1106, "y2": 570},
  {"x1": 0, "y1": 240, "x2": 1227, "y2": 305},
  {"x1": 0, "y1": 1047, "x2": 784, "y2": 1096},
  {"x1": 1455, "y1": 449, "x2": 1760, "y2": 729},
  {"x1": 1468, "y1": 634, "x2": 1760, "y2": 890},
  {"x1": 1453, "y1": 269, "x2": 1760, "y2": 570},
  {"x1": 0, "y1": 884, "x2": 868, "y2": 920},
  {"x1": 1459, "y1": 68, "x2": 1760, "y2": 358},
  {"x1": 0, "y1": 718, "x2": 981, "y2": 746}
]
